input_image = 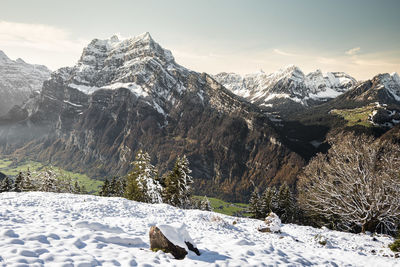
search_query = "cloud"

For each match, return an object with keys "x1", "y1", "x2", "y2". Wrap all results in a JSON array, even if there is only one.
[
  {"x1": 0, "y1": 21, "x2": 87, "y2": 52},
  {"x1": 273, "y1": 49, "x2": 296, "y2": 57},
  {"x1": 316, "y1": 57, "x2": 339, "y2": 65},
  {"x1": 0, "y1": 21, "x2": 89, "y2": 69},
  {"x1": 345, "y1": 47, "x2": 361, "y2": 55}
]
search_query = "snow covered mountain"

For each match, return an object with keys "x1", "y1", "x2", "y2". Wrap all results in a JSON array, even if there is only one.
[
  {"x1": 57, "y1": 32, "x2": 191, "y2": 113},
  {"x1": 0, "y1": 192, "x2": 398, "y2": 266},
  {"x1": 0, "y1": 50, "x2": 51, "y2": 115},
  {"x1": 0, "y1": 33, "x2": 304, "y2": 202},
  {"x1": 214, "y1": 65, "x2": 357, "y2": 108},
  {"x1": 339, "y1": 72, "x2": 400, "y2": 104}
]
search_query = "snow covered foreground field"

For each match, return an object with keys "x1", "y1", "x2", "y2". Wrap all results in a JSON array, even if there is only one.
[{"x1": 0, "y1": 192, "x2": 398, "y2": 267}]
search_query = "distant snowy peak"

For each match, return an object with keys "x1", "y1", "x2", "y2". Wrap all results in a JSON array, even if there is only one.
[
  {"x1": 0, "y1": 50, "x2": 51, "y2": 115},
  {"x1": 339, "y1": 72, "x2": 400, "y2": 105},
  {"x1": 0, "y1": 50, "x2": 50, "y2": 81},
  {"x1": 214, "y1": 66, "x2": 357, "y2": 107},
  {"x1": 306, "y1": 70, "x2": 356, "y2": 93},
  {"x1": 376, "y1": 72, "x2": 400, "y2": 101},
  {"x1": 0, "y1": 50, "x2": 11, "y2": 63}
]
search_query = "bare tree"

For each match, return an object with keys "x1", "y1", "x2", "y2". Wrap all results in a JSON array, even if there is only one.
[{"x1": 298, "y1": 133, "x2": 400, "y2": 234}]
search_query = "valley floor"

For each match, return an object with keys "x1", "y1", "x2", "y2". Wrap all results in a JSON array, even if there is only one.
[{"x1": 0, "y1": 192, "x2": 398, "y2": 266}]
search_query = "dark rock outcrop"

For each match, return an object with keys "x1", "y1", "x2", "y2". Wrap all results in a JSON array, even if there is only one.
[{"x1": 149, "y1": 226, "x2": 188, "y2": 259}]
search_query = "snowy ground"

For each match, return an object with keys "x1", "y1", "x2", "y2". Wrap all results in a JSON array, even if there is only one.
[{"x1": 0, "y1": 192, "x2": 398, "y2": 267}]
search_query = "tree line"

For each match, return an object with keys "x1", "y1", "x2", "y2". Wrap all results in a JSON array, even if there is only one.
[
  {"x1": 0, "y1": 168, "x2": 87, "y2": 194},
  {"x1": 99, "y1": 150, "x2": 212, "y2": 210},
  {"x1": 247, "y1": 133, "x2": 400, "y2": 235},
  {"x1": 248, "y1": 183, "x2": 296, "y2": 223},
  {"x1": 0, "y1": 151, "x2": 212, "y2": 212}
]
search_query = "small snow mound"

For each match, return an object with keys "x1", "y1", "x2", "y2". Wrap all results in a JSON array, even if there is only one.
[
  {"x1": 3, "y1": 229, "x2": 19, "y2": 238},
  {"x1": 262, "y1": 212, "x2": 281, "y2": 233},
  {"x1": 235, "y1": 239, "x2": 256, "y2": 246},
  {"x1": 95, "y1": 235, "x2": 146, "y2": 247},
  {"x1": 75, "y1": 221, "x2": 124, "y2": 234}
]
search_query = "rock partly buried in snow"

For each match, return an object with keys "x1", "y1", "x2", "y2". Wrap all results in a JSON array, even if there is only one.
[
  {"x1": 258, "y1": 212, "x2": 281, "y2": 233},
  {"x1": 149, "y1": 224, "x2": 200, "y2": 259}
]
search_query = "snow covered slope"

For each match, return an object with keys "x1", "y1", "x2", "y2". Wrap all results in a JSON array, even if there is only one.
[
  {"x1": 0, "y1": 51, "x2": 51, "y2": 115},
  {"x1": 0, "y1": 192, "x2": 398, "y2": 266},
  {"x1": 214, "y1": 66, "x2": 357, "y2": 107}
]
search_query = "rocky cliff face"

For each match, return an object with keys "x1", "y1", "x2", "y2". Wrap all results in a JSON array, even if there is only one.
[
  {"x1": 0, "y1": 33, "x2": 304, "y2": 201},
  {"x1": 0, "y1": 51, "x2": 51, "y2": 115},
  {"x1": 214, "y1": 66, "x2": 357, "y2": 112}
]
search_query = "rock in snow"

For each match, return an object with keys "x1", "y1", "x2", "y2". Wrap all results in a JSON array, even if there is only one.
[
  {"x1": 149, "y1": 224, "x2": 200, "y2": 259},
  {"x1": 0, "y1": 192, "x2": 398, "y2": 266}
]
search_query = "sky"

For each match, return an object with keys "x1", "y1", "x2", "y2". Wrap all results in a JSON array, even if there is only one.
[{"x1": 0, "y1": 0, "x2": 399, "y2": 80}]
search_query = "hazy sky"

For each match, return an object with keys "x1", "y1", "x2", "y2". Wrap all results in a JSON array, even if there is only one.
[{"x1": 0, "y1": 0, "x2": 399, "y2": 80}]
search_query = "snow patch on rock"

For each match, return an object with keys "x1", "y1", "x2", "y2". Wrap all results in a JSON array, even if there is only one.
[{"x1": 157, "y1": 223, "x2": 196, "y2": 251}]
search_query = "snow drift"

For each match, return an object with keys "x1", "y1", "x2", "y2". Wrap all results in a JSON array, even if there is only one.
[{"x1": 0, "y1": 192, "x2": 398, "y2": 266}]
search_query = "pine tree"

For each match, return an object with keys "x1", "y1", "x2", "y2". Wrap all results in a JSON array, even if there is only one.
[
  {"x1": 100, "y1": 179, "x2": 110, "y2": 196},
  {"x1": 0, "y1": 176, "x2": 13, "y2": 193},
  {"x1": 55, "y1": 171, "x2": 74, "y2": 193},
  {"x1": 115, "y1": 176, "x2": 126, "y2": 197},
  {"x1": 276, "y1": 183, "x2": 294, "y2": 223},
  {"x1": 200, "y1": 195, "x2": 212, "y2": 211},
  {"x1": 14, "y1": 172, "x2": 23, "y2": 192},
  {"x1": 73, "y1": 180, "x2": 81, "y2": 194},
  {"x1": 109, "y1": 177, "x2": 118, "y2": 196},
  {"x1": 80, "y1": 184, "x2": 88, "y2": 194},
  {"x1": 249, "y1": 188, "x2": 262, "y2": 219},
  {"x1": 125, "y1": 150, "x2": 162, "y2": 203},
  {"x1": 36, "y1": 168, "x2": 58, "y2": 192},
  {"x1": 21, "y1": 169, "x2": 36, "y2": 192},
  {"x1": 163, "y1": 155, "x2": 193, "y2": 208},
  {"x1": 260, "y1": 187, "x2": 276, "y2": 218}
]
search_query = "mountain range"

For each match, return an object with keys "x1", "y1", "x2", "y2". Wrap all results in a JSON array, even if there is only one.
[
  {"x1": 0, "y1": 32, "x2": 399, "y2": 201},
  {"x1": 214, "y1": 66, "x2": 357, "y2": 109}
]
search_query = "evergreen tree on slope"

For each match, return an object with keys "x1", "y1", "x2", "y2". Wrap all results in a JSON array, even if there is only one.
[
  {"x1": 249, "y1": 188, "x2": 262, "y2": 219},
  {"x1": 125, "y1": 150, "x2": 162, "y2": 203},
  {"x1": 22, "y1": 169, "x2": 36, "y2": 192},
  {"x1": 36, "y1": 168, "x2": 58, "y2": 192},
  {"x1": 200, "y1": 195, "x2": 212, "y2": 211},
  {"x1": 0, "y1": 176, "x2": 13, "y2": 193},
  {"x1": 163, "y1": 155, "x2": 193, "y2": 208},
  {"x1": 276, "y1": 183, "x2": 294, "y2": 223},
  {"x1": 14, "y1": 172, "x2": 24, "y2": 192},
  {"x1": 99, "y1": 179, "x2": 110, "y2": 197},
  {"x1": 260, "y1": 186, "x2": 276, "y2": 218}
]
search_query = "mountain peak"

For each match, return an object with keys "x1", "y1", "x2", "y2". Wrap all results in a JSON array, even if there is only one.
[
  {"x1": 109, "y1": 34, "x2": 120, "y2": 43},
  {"x1": 137, "y1": 31, "x2": 152, "y2": 41},
  {"x1": 391, "y1": 72, "x2": 400, "y2": 85},
  {"x1": 0, "y1": 50, "x2": 10, "y2": 63},
  {"x1": 16, "y1": 58, "x2": 26, "y2": 64},
  {"x1": 78, "y1": 32, "x2": 174, "y2": 70},
  {"x1": 280, "y1": 64, "x2": 302, "y2": 73}
]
